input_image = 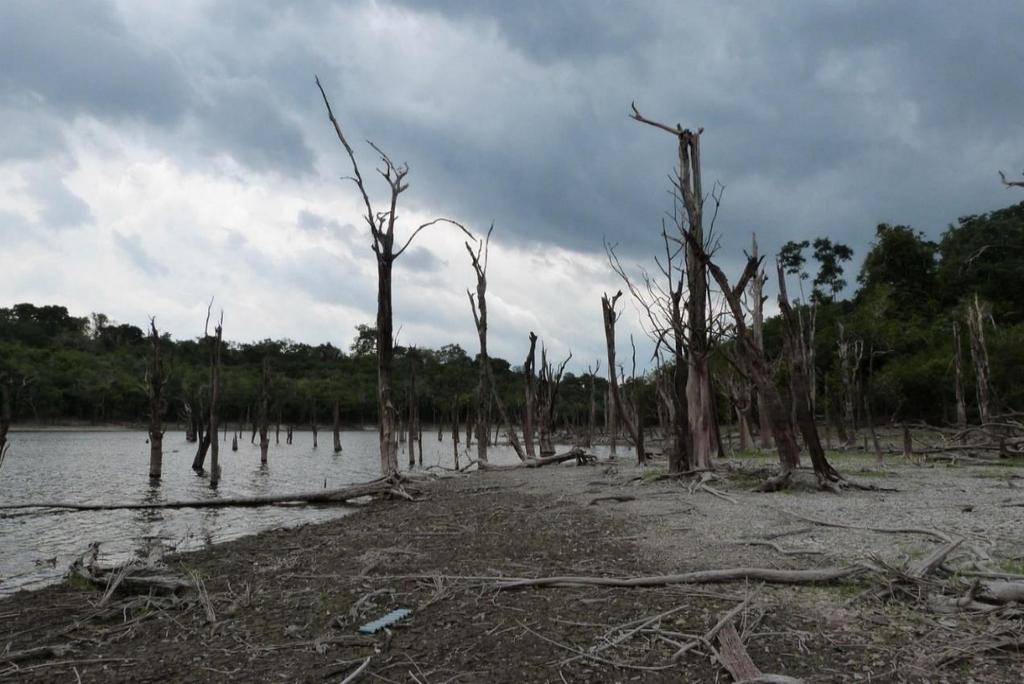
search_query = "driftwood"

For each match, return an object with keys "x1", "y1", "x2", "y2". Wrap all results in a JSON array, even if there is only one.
[
  {"x1": 496, "y1": 565, "x2": 864, "y2": 590},
  {"x1": 0, "y1": 478, "x2": 411, "y2": 512},
  {"x1": 478, "y1": 447, "x2": 596, "y2": 471}
]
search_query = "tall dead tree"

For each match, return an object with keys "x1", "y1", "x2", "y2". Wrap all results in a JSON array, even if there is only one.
[
  {"x1": 208, "y1": 307, "x2": 223, "y2": 487},
  {"x1": 747, "y1": 235, "x2": 773, "y2": 449},
  {"x1": 631, "y1": 103, "x2": 716, "y2": 469},
  {"x1": 317, "y1": 77, "x2": 470, "y2": 477},
  {"x1": 966, "y1": 294, "x2": 993, "y2": 425},
  {"x1": 258, "y1": 358, "x2": 271, "y2": 464},
  {"x1": 145, "y1": 318, "x2": 169, "y2": 480},
  {"x1": 776, "y1": 263, "x2": 845, "y2": 490},
  {"x1": 586, "y1": 360, "x2": 600, "y2": 448},
  {"x1": 466, "y1": 226, "x2": 527, "y2": 462},
  {"x1": 952, "y1": 321, "x2": 968, "y2": 430},
  {"x1": 837, "y1": 323, "x2": 862, "y2": 446},
  {"x1": 601, "y1": 291, "x2": 645, "y2": 463},
  {"x1": 522, "y1": 332, "x2": 538, "y2": 459}
]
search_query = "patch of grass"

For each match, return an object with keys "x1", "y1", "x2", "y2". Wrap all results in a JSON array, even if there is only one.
[
  {"x1": 994, "y1": 559, "x2": 1024, "y2": 575},
  {"x1": 641, "y1": 467, "x2": 667, "y2": 481},
  {"x1": 64, "y1": 574, "x2": 97, "y2": 592}
]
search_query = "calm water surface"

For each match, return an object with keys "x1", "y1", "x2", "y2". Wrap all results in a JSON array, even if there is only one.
[{"x1": 0, "y1": 428, "x2": 529, "y2": 595}]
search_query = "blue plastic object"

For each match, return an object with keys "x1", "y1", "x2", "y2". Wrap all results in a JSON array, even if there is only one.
[{"x1": 358, "y1": 608, "x2": 412, "y2": 634}]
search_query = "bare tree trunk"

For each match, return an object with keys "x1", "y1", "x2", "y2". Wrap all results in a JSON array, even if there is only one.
[
  {"x1": 146, "y1": 319, "x2": 167, "y2": 480},
  {"x1": 259, "y1": 358, "x2": 271, "y2": 464},
  {"x1": 522, "y1": 332, "x2": 538, "y2": 459},
  {"x1": 966, "y1": 294, "x2": 993, "y2": 425},
  {"x1": 536, "y1": 346, "x2": 570, "y2": 457},
  {"x1": 208, "y1": 309, "x2": 223, "y2": 487},
  {"x1": 451, "y1": 403, "x2": 460, "y2": 470},
  {"x1": 408, "y1": 364, "x2": 417, "y2": 468},
  {"x1": 607, "y1": 384, "x2": 617, "y2": 457},
  {"x1": 777, "y1": 264, "x2": 844, "y2": 488},
  {"x1": 333, "y1": 400, "x2": 342, "y2": 453},
  {"x1": 275, "y1": 410, "x2": 281, "y2": 446},
  {"x1": 837, "y1": 323, "x2": 861, "y2": 446},
  {"x1": 952, "y1": 322, "x2": 968, "y2": 431},
  {"x1": 601, "y1": 291, "x2": 644, "y2": 463},
  {"x1": 311, "y1": 404, "x2": 318, "y2": 449},
  {"x1": 184, "y1": 401, "x2": 196, "y2": 443}
]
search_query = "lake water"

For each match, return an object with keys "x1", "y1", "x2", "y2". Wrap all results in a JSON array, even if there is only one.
[{"x1": 0, "y1": 428, "x2": 532, "y2": 596}]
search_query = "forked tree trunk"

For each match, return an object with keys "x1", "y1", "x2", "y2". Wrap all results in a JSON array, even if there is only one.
[
  {"x1": 700, "y1": 257, "x2": 801, "y2": 489},
  {"x1": 145, "y1": 319, "x2": 167, "y2": 480},
  {"x1": 966, "y1": 294, "x2": 993, "y2": 425},
  {"x1": 522, "y1": 332, "x2": 538, "y2": 459},
  {"x1": 258, "y1": 358, "x2": 271, "y2": 464},
  {"x1": 777, "y1": 264, "x2": 844, "y2": 489},
  {"x1": 601, "y1": 291, "x2": 644, "y2": 463},
  {"x1": 537, "y1": 347, "x2": 570, "y2": 457},
  {"x1": 749, "y1": 236, "x2": 773, "y2": 450}
]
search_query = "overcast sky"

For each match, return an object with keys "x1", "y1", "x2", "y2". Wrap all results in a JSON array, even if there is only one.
[{"x1": 2, "y1": 0, "x2": 1022, "y2": 369}]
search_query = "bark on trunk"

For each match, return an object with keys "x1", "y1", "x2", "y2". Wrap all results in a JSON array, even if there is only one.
[
  {"x1": 259, "y1": 358, "x2": 271, "y2": 464},
  {"x1": 145, "y1": 319, "x2": 166, "y2": 480},
  {"x1": 333, "y1": 400, "x2": 343, "y2": 453},
  {"x1": 522, "y1": 332, "x2": 538, "y2": 459},
  {"x1": 966, "y1": 294, "x2": 993, "y2": 425},
  {"x1": 601, "y1": 292, "x2": 644, "y2": 463},
  {"x1": 0, "y1": 379, "x2": 11, "y2": 469},
  {"x1": 208, "y1": 313, "x2": 223, "y2": 487},
  {"x1": 952, "y1": 322, "x2": 968, "y2": 431}
]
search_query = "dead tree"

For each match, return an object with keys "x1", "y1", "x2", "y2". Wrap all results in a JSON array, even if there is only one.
[
  {"x1": 144, "y1": 319, "x2": 169, "y2": 480},
  {"x1": 333, "y1": 399, "x2": 343, "y2": 453},
  {"x1": 466, "y1": 226, "x2": 527, "y2": 462},
  {"x1": 966, "y1": 294, "x2": 994, "y2": 425},
  {"x1": 317, "y1": 77, "x2": 470, "y2": 477},
  {"x1": 952, "y1": 321, "x2": 968, "y2": 430},
  {"x1": 696, "y1": 255, "x2": 802, "y2": 489},
  {"x1": 586, "y1": 361, "x2": 600, "y2": 448},
  {"x1": 747, "y1": 235, "x2": 773, "y2": 449},
  {"x1": 606, "y1": 229, "x2": 689, "y2": 472},
  {"x1": 776, "y1": 263, "x2": 845, "y2": 490},
  {"x1": 208, "y1": 307, "x2": 223, "y2": 486},
  {"x1": 407, "y1": 359, "x2": 417, "y2": 468},
  {"x1": 601, "y1": 291, "x2": 645, "y2": 463},
  {"x1": 190, "y1": 394, "x2": 210, "y2": 471},
  {"x1": 537, "y1": 346, "x2": 571, "y2": 456},
  {"x1": 631, "y1": 103, "x2": 717, "y2": 470},
  {"x1": 310, "y1": 402, "x2": 318, "y2": 449},
  {"x1": 724, "y1": 373, "x2": 753, "y2": 452},
  {"x1": 522, "y1": 332, "x2": 539, "y2": 458},
  {"x1": 258, "y1": 358, "x2": 271, "y2": 464}
]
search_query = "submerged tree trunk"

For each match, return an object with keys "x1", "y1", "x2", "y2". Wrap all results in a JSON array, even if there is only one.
[
  {"x1": 0, "y1": 378, "x2": 11, "y2": 469},
  {"x1": 146, "y1": 319, "x2": 167, "y2": 481},
  {"x1": 208, "y1": 310, "x2": 223, "y2": 487},
  {"x1": 333, "y1": 400, "x2": 343, "y2": 453},
  {"x1": 259, "y1": 358, "x2": 271, "y2": 464}
]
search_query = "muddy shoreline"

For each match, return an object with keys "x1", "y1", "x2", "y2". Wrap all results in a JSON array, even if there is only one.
[{"x1": 2, "y1": 453, "x2": 1022, "y2": 682}]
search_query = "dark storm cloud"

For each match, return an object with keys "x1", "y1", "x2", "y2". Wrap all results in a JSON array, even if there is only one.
[{"x1": 5, "y1": 0, "x2": 1024, "y2": 288}]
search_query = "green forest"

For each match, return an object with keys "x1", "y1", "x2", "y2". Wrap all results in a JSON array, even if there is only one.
[{"x1": 2, "y1": 201, "x2": 1022, "y2": 431}]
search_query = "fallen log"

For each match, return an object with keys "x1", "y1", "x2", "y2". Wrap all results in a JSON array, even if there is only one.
[
  {"x1": 0, "y1": 478, "x2": 409, "y2": 513},
  {"x1": 496, "y1": 565, "x2": 865, "y2": 590},
  {"x1": 478, "y1": 447, "x2": 596, "y2": 471}
]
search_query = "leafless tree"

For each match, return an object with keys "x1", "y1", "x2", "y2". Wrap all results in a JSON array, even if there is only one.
[
  {"x1": 630, "y1": 103, "x2": 719, "y2": 470},
  {"x1": 317, "y1": 77, "x2": 471, "y2": 477},
  {"x1": 466, "y1": 225, "x2": 528, "y2": 463},
  {"x1": 745, "y1": 235, "x2": 773, "y2": 449},
  {"x1": 586, "y1": 360, "x2": 601, "y2": 448},
  {"x1": 601, "y1": 291, "x2": 645, "y2": 464},
  {"x1": 952, "y1": 322, "x2": 968, "y2": 430},
  {"x1": 145, "y1": 318, "x2": 169, "y2": 480},
  {"x1": 537, "y1": 345, "x2": 571, "y2": 456},
  {"x1": 522, "y1": 332, "x2": 539, "y2": 459},
  {"x1": 0, "y1": 377, "x2": 11, "y2": 471}
]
